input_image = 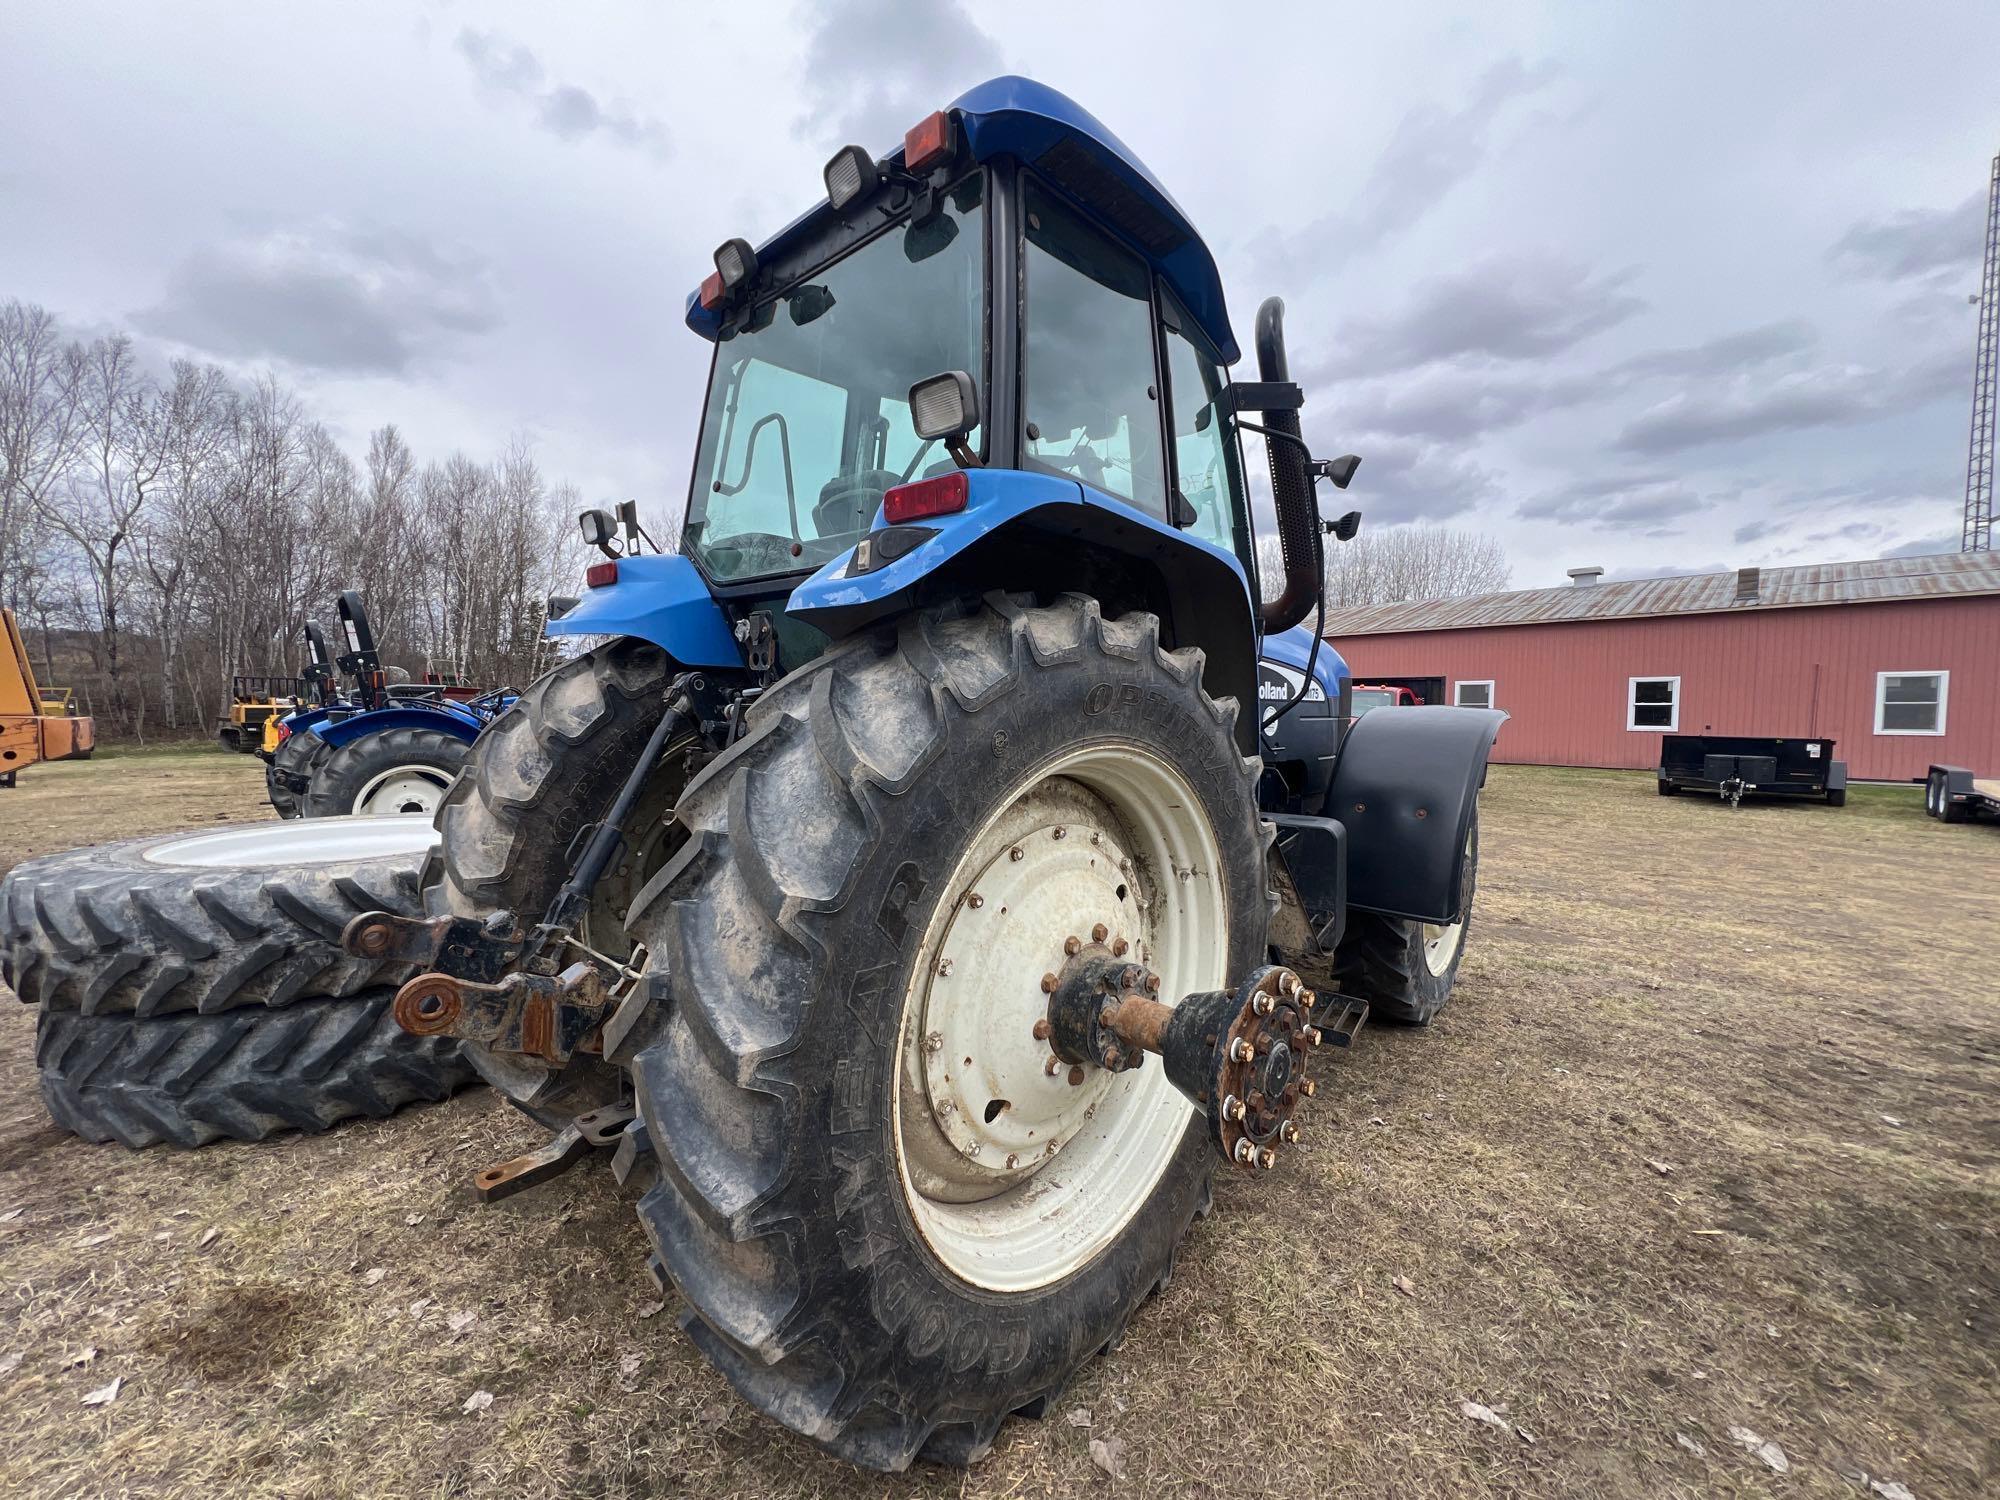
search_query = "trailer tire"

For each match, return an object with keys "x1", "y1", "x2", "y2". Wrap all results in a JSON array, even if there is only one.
[
  {"x1": 1656, "y1": 779, "x2": 1680, "y2": 797},
  {"x1": 34, "y1": 990, "x2": 476, "y2": 1149},
  {"x1": 266, "y1": 730, "x2": 331, "y2": 819},
  {"x1": 302, "y1": 725, "x2": 468, "y2": 819},
  {"x1": 1333, "y1": 809, "x2": 1478, "y2": 1026},
  {"x1": 424, "y1": 637, "x2": 688, "y2": 1122},
  {"x1": 623, "y1": 594, "x2": 1267, "y2": 1470},
  {"x1": 1, "y1": 820, "x2": 434, "y2": 1018}
]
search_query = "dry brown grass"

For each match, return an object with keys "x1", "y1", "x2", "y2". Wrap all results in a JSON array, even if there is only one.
[{"x1": 1, "y1": 757, "x2": 1994, "y2": 1498}]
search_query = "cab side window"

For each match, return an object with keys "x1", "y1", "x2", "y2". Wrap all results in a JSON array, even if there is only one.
[
  {"x1": 1161, "y1": 304, "x2": 1246, "y2": 555},
  {"x1": 1020, "y1": 178, "x2": 1167, "y2": 518}
]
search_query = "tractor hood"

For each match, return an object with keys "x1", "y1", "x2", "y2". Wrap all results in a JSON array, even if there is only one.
[{"x1": 683, "y1": 75, "x2": 1239, "y2": 364}]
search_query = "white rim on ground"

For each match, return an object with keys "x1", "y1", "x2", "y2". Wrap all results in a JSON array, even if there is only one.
[
  {"x1": 351, "y1": 766, "x2": 453, "y2": 817},
  {"x1": 1420, "y1": 821, "x2": 1475, "y2": 976},
  {"x1": 893, "y1": 741, "x2": 1225, "y2": 1293},
  {"x1": 143, "y1": 816, "x2": 438, "y2": 868}
]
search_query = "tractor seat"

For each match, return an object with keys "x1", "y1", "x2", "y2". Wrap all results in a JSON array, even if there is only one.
[{"x1": 813, "y1": 469, "x2": 900, "y2": 538}]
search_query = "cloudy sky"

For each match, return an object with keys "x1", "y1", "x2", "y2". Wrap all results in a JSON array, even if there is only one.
[{"x1": 5, "y1": 0, "x2": 1996, "y2": 586}]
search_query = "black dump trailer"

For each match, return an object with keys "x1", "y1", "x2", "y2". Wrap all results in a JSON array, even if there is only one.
[
  {"x1": 1658, "y1": 734, "x2": 1847, "y2": 808},
  {"x1": 1925, "y1": 764, "x2": 2000, "y2": 824}
]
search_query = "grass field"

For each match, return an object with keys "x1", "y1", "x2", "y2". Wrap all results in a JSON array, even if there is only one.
[{"x1": 0, "y1": 751, "x2": 1994, "y2": 1498}]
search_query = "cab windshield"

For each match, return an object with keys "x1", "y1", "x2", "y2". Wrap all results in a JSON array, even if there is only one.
[{"x1": 684, "y1": 176, "x2": 986, "y2": 584}]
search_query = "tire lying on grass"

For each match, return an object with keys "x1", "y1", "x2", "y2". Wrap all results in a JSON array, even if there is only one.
[
  {"x1": 1331, "y1": 809, "x2": 1479, "y2": 1026},
  {"x1": 35, "y1": 988, "x2": 476, "y2": 1149},
  {"x1": 301, "y1": 725, "x2": 469, "y2": 819},
  {"x1": 1, "y1": 819, "x2": 436, "y2": 1017}
]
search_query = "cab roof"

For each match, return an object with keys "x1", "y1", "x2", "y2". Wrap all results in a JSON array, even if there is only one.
[{"x1": 684, "y1": 75, "x2": 1239, "y2": 364}]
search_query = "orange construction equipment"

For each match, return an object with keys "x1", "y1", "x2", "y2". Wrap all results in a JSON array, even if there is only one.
[{"x1": 1, "y1": 607, "x2": 95, "y2": 788}]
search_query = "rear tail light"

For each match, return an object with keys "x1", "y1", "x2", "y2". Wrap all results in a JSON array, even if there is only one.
[
  {"x1": 275, "y1": 723, "x2": 291, "y2": 745},
  {"x1": 903, "y1": 111, "x2": 953, "y2": 173},
  {"x1": 882, "y1": 471, "x2": 968, "y2": 525},
  {"x1": 586, "y1": 561, "x2": 619, "y2": 588}
]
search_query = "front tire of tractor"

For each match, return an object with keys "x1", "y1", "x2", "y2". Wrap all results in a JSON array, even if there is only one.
[
  {"x1": 302, "y1": 726, "x2": 468, "y2": 819},
  {"x1": 1332, "y1": 809, "x2": 1479, "y2": 1026},
  {"x1": 423, "y1": 637, "x2": 687, "y2": 1121},
  {"x1": 623, "y1": 594, "x2": 1268, "y2": 1470}
]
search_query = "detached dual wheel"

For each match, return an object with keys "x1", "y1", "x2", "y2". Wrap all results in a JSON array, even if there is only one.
[
  {"x1": 2, "y1": 819, "x2": 477, "y2": 1147},
  {"x1": 622, "y1": 595, "x2": 1266, "y2": 1469},
  {"x1": 302, "y1": 726, "x2": 469, "y2": 818}
]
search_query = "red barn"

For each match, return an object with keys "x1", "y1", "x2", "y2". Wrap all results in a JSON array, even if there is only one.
[{"x1": 1323, "y1": 552, "x2": 2000, "y2": 783}]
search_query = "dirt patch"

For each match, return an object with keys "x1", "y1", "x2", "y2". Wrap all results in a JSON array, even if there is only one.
[
  {"x1": 142, "y1": 1282, "x2": 322, "y2": 1383},
  {"x1": 0, "y1": 764, "x2": 1994, "y2": 1498}
]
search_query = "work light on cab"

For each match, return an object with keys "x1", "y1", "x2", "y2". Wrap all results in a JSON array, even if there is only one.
[
  {"x1": 823, "y1": 144, "x2": 876, "y2": 212},
  {"x1": 713, "y1": 238, "x2": 757, "y2": 293}
]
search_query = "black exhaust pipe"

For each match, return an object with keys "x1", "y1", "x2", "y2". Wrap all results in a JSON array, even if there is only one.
[{"x1": 1254, "y1": 297, "x2": 1323, "y2": 634}]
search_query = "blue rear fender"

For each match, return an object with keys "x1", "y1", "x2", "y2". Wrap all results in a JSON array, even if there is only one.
[
  {"x1": 544, "y1": 553, "x2": 744, "y2": 668},
  {"x1": 786, "y1": 467, "x2": 1262, "y2": 749},
  {"x1": 312, "y1": 703, "x2": 486, "y2": 750}
]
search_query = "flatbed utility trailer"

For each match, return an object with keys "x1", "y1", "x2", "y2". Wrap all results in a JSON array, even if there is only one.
[
  {"x1": 1926, "y1": 764, "x2": 2000, "y2": 824},
  {"x1": 1658, "y1": 733, "x2": 1846, "y2": 807},
  {"x1": 1, "y1": 607, "x2": 95, "y2": 787}
]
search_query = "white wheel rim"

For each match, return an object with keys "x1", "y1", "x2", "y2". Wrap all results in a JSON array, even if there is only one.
[
  {"x1": 893, "y1": 742, "x2": 1227, "y2": 1293},
  {"x1": 352, "y1": 766, "x2": 451, "y2": 817},
  {"x1": 143, "y1": 817, "x2": 438, "y2": 868},
  {"x1": 1420, "y1": 820, "x2": 1475, "y2": 977}
]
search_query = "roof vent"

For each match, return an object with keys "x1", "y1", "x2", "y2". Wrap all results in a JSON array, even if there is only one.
[
  {"x1": 1734, "y1": 566, "x2": 1761, "y2": 602},
  {"x1": 1566, "y1": 566, "x2": 1603, "y2": 587}
]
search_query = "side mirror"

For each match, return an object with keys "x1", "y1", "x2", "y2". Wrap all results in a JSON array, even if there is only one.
[{"x1": 579, "y1": 508, "x2": 621, "y2": 558}]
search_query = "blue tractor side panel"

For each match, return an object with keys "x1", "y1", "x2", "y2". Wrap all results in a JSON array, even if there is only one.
[
  {"x1": 543, "y1": 554, "x2": 744, "y2": 668},
  {"x1": 685, "y1": 75, "x2": 1237, "y2": 363},
  {"x1": 786, "y1": 468, "x2": 1253, "y2": 623},
  {"x1": 1256, "y1": 626, "x2": 1348, "y2": 817},
  {"x1": 311, "y1": 703, "x2": 485, "y2": 751}
]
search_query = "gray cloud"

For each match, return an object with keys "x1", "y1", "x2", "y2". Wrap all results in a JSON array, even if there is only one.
[
  {"x1": 1609, "y1": 320, "x2": 1817, "y2": 381},
  {"x1": 1517, "y1": 474, "x2": 1707, "y2": 535},
  {"x1": 134, "y1": 224, "x2": 500, "y2": 374},
  {"x1": 1325, "y1": 252, "x2": 1645, "y2": 376},
  {"x1": 794, "y1": 0, "x2": 1004, "y2": 152},
  {"x1": 1733, "y1": 516, "x2": 1784, "y2": 545},
  {"x1": 457, "y1": 30, "x2": 670, "y2": 161},
  {"x1": 1829, "y1": 192, "x2": 1986, "y2": 281},
  {"x1": 1322, "y1": 430, "x2": 1504, "y2": 526},
  {"x1": 1879, "y1": 532, "x2": 1961, "y2": 558},
  {"x1": 1325, "y1": 361, "x2": 1605, "y2": 443},
  {"x1": 1257, "y1": 57, "x2": 1556, "y2": 279}
]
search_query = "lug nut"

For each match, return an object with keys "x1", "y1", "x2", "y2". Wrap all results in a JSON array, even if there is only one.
[
  {"x1": 1221, "y1": 1095, "x2": 1246, "y2": 1122},
  {"x1": 1067, "y1": 1065, "x2": 1086, "y2": 1087},
  {"x1": 968, "y1": 893, "x2": 984, "y2": 909},
  {"x1": 1127, "y1": 1051, "x2": 1144, "y2": 1070},
  {"x1": 1032, "y1": 1018, "x2": 1053, "y2": 1041},
  {"x1": 1064, "y1": 935, "x2": 1082, "y2": 956},
  {"x1": 1041, "y1": 973, "x2": 1059, "y2": 994},
  {"x1": 1299, "y1": 989, "x2": 1316, "y2": 1013},
  {"x1": 924, "y1": 1031, "x2": 943, "y2": 1053},
  {"x1": 1053, "y1": 826, "x2": 1066, "y2": 839},
  {"x1": 1111, "y1": 937, "x2": 1128, "y2": 957},
  {"x1": 1010, "y1": 847, "x2": 1024, "y2": 861},
  {"x1": 1091, "y1": 922, "x2": 1108, "y2": 943},
  {"x1": 1300, "y1": 1079, "x2": 1317, "y2": 1098},
  {"x1": 1145, "y1": 973, "x2": 1161, "y2": 994},
  {"x1": 1252, "y1": 992, "x2": 1274, "y2": 1016},
  {"x1": 1257, "y1": 1148, "x2": 1277, "y2": 1170},
  {"x1": 938, "y1": 958, "x2": 954, "y2": 977},
  {"x1": 1301, "y1": 1026, "x2": 1323, "y2": 1048},
  {"x1": 1104, "y1": 1047, "x2": 1123, "y2": 1070},
  {"x1": 1233, "y1": 1139, "x2": 1257, "y2": 1165},
  {"x1": 1228, "y1": 1037, "x2": 1254, "y2": 1062},
  {"x1": 1280, "y1": 1121, "x2": 1301, "y2": 1144},
  {"x1": 1045, "y1": 1056, "x2": 1061, "y2": 1076}
]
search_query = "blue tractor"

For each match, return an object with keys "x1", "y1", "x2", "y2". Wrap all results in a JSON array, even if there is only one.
[
  {"x1": 345, "y1": 78, "x2": 1503, "y2": 1470},
  {"x1": 265, "y1": 592, "x2": 509, "y2": 819}
]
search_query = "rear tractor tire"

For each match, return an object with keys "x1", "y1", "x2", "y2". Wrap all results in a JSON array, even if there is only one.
[
  {"x1": 302, "y1": 725, "x2": 469, "y2": 819},
  {"x1": 1332, "y1": 809, "x2": 1479, "y2": 1026},
  {"x1": 622, "y1": 594, "x2": 1269, "y2": 1470},
  {"x1": 423, "y1": 637, "x2": 687, "y2": 1121}
]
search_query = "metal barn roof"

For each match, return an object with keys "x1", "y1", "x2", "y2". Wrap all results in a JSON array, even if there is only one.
[{"x1": 1320, "y1": 551, "x2": 2000, "y2": 637}]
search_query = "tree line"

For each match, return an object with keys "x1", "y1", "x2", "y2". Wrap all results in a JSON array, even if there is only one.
[{"x1": 0, "y1": 299, "x2": 587, "y2": 741}]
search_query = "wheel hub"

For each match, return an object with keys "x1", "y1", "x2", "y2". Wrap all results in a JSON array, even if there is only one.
[
  {"x1": 354, "y1": 767, "x2": 449, "y2": 817},
  {"x1": 905, "y1": 818, "x2": 1141, "y2": 1200}
]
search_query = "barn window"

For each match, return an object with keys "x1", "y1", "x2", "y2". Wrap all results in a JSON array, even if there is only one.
[
  {"x1": 1626, "y1": 676, "x2": 1679, "y2": 731},
  {"x1": 1874, "y1": 670, "x2": 1948, "y2": 736},
  {"x1": 1454, "y1": 680, "x2": 1494, "y2": 709}
]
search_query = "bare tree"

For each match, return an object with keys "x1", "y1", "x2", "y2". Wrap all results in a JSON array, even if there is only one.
[
  {"x1": 1325, "y1": 525, "x2": 1512, "y2": 608},
  {"x1": 0, "y1": 300, "x2": 86, "y2": 603}
]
